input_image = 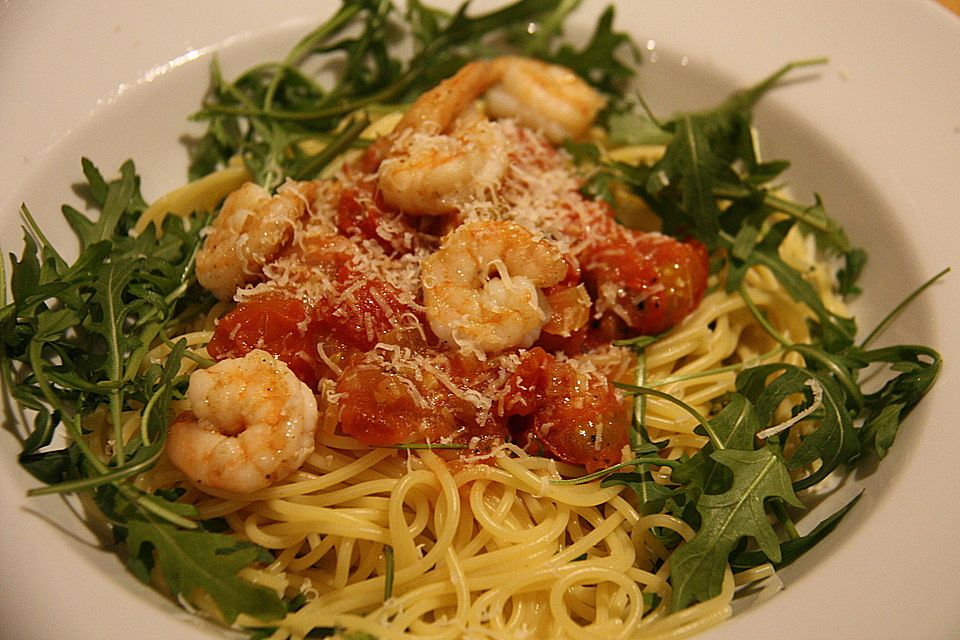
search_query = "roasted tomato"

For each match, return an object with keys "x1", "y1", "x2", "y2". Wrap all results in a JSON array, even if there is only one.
[
  {"x1": 317, "y1": 269, "x2": 419, "y2": 351},
  {"x1": 335, "y1": 363, "x2": 449, "y2": 445},
  {"x1": 335, "y1": 182, "x2": 417, "y2": 255},
  {"x1": 581, "y1": 233, "x2": 709, "y2": 335},
  {"x1": 500, "y1": 347, "x2": 629, "y2": 472},
  {"x1": 336, "y1": 357, "x2": 509, "y2": 447},
  {"x1": 207, "y1": 265, "x2": 420, "y2": 392},
  {"x1": 207, "y1": 296, "x2": 323, "y2": 389},
  {"x1": 336, "y1": 188, "x2": 387, "y2": 247}
]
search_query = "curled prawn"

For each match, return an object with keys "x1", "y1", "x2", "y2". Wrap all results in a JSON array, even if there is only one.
[
  {"x1": 166, "y1": 349, "x2": 318, "y2": 494},
  {"x1": 487, "y1": 56, "x2": 606, "y2": 143},
  {"x1": 378, "y1": 114, "x2": 509, "y2": 216},
  {"x1": 377, "y1": 61, "x2": 507, "y2": 216},
  {"x1": 196, "y1": 181, "x2": 310, "y2": 300},
  {"x1": 375, "y1": 56, "x2": 604, "y2": 216},
  {"x1": 420, "y1": 220, "x2": 567, "y2": 356},
  {"x1": 391, "y1": 60, "x2": 497, "y2": 138},
  {"x1": 385, "y1": 56, "x2": 604, "y2": 144}
]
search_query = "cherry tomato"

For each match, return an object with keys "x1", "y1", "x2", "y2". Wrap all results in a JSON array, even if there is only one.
[
  {"x1": 207, "y1": 296, "x2": 322, "y2": 389},
  {"x1": 318, "y1": 270, "x2": 417, "y2": 351},
  {"x1": 581, "y1": 233, "x2": 709, "y2": 335},
  {"x1": 335, "y1": 184, "x2": 416, "y2": 255},
  {"x1": 501, "y1": 348, "x2": 628, "y2": 472},
  {"x1": 336, "y1": 359, "x2": 509, "y2": 447},
  {"x1": 336, "y1": 364, "x2": 444, "y2": 445}
]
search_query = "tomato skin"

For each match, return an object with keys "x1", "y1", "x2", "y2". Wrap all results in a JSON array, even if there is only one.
[
  {"x1": 581, "y1": 233, "x2": 709, "y2": 335},
  {"x1": 319, "y1": 270, "x2": 416, "y2": 351},
  {"x1": 208, "y1": 297, "x2": 322, "y2": 389},
  {"x1": 206, "y1": 262, "x2": 420, "y2": 394},
  {"x1": 336, "y1": 357, "x2": 510, "y2": 447},
  {"x1": 335, "y1": 181, "x2": 417, "y2": 255},
  {"x1": 500, "y1": 348, "x2": 628, "y2": 472},
  {"x1": 336, "y1": 188, "x2": 386, "y2": 249},
  {"x1": 336, "y1": 364, "x2": 444, "y2": 445}
]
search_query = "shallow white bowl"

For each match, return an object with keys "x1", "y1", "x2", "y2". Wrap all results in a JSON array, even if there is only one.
[{"x1": 1, "y1": 2, "x2": 958, "y2": 639}]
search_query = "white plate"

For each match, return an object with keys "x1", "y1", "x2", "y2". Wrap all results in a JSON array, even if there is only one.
[{"x1": 2, "y1": 2, "x2": 958, "y2": 639}]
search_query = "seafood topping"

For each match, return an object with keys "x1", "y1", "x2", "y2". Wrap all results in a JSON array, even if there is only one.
[{"x1": 188, "y1": 56, "x2": 708, "y2": 479}]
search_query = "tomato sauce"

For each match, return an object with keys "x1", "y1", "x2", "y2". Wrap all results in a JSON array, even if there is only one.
[
  {"x1": 207, "y1": 275, "x2": 420, "y2": 392},
  {"x1": 207, "y1": 297, "x2": 325, "y2": 389},
  {"x1": 205, "y1": 123, "x2": 709, "y2": 473},
  {"x1": 336, "y1": 355, "x2": 509, "y2": 449},
  {"x1": 334, "y1": 170, "x2": 418, "y2": 255}
]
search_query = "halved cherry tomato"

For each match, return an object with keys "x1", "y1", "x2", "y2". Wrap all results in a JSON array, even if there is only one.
[
  {"x1": 581, "y1": 233, "x2": 709, "y2": 335},
  {"x1": 335, "y1": 182, "x2": 417, "y2": 255},
  {"x1": 500, "y1": 348, "x2": 628, "y2": 472},
  {"x1": 318, "y1": 269, "x2": 417, "y2": 351},
  {"x1": 335, "y1": 364, "x2": 445, "y2": 445},
  {"x1": 207, "y1": 296, "x2": 323, "y2": 389},
  {"x1": 336, "y1": 357, "x2": 510, "y2": 447}
]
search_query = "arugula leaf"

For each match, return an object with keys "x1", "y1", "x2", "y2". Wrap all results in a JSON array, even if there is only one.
[
  {"x1": 651, "y1": 113, "x2": 728, "y2": 241},
  {"x1": 63, "y1": 158, "x2": 146, "y2": 248},
  {"x1": 406, "y1": 0, "x2": 446, "y2": 48},
  {"x1": 672, "y1": 393, "x2": 759, "y2": 496},
  {"x1": 1, "y1": 157, "x2": 299, "y2": 626},
  {"x1": 736, "y1": 363, "x2": 858, "y2": 491},
  {"x1": 836, "y1": 248, "x2": 867, "y2": 298},
  {"x1": 669, "y1": 448, "x2": 802, "y2": 611},
  {"x1": 730, "y1": 218, "x2": 857, "y2": 352},
  {"x1": 856, "y1": 345, "x2": 941, "y2": 459},
  {"x1": 19, "y1": 446, "x2": 79, "y2": 486},
  {"x1": 539, "y1": 5, "x2": 641, "y2": 94},
  {"x1": 730, "y1": 492, "x2": 861, "y2": 571},
  {"x1": 638, "y1": 61, "x2": 825, "y2": 245},
  {"x1": 126, "y1": 520, "x2": 284, "y2": 623},
  {"x1": 605, "y1": 110, "x2": 671, "y2": 146},
  {"x1": 603, "y1": 471, "x2": 678, "y2": 516},
  {"x1": 4, "y1": 159, "x2": 206, "y2": 496},
  {"x1": 8, "y1": 231, "x2": 41, "y2": 305},
  {"x1": 700, "y1": 391, "x2": 757, "y2": 453}
]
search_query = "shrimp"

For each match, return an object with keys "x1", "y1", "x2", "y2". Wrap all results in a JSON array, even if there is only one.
[
  {"x1": 377, "y1": 61, "x2": 507, "y2": 216},
  {"x1": 377, "y1": 114, "x2": 509, "y2": 216},
  {"x1": 166, "y1": 349, "x2": 318, "y2": 494},
  {"x1": 486, "y1": 56, "x2": 606, "y2": 143},
  {"x1": 196, "y1": 181, "x2": 310, "y2": 300},
  {"x1": 375, "y1": 56, "x2": 603, "y2": 215},
  {"x1": 391, "y1": 60, "x2": 497, "y2": 137},
  {"x1": 420, "y1": 220, "x2": 567, "y2": 356}
]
